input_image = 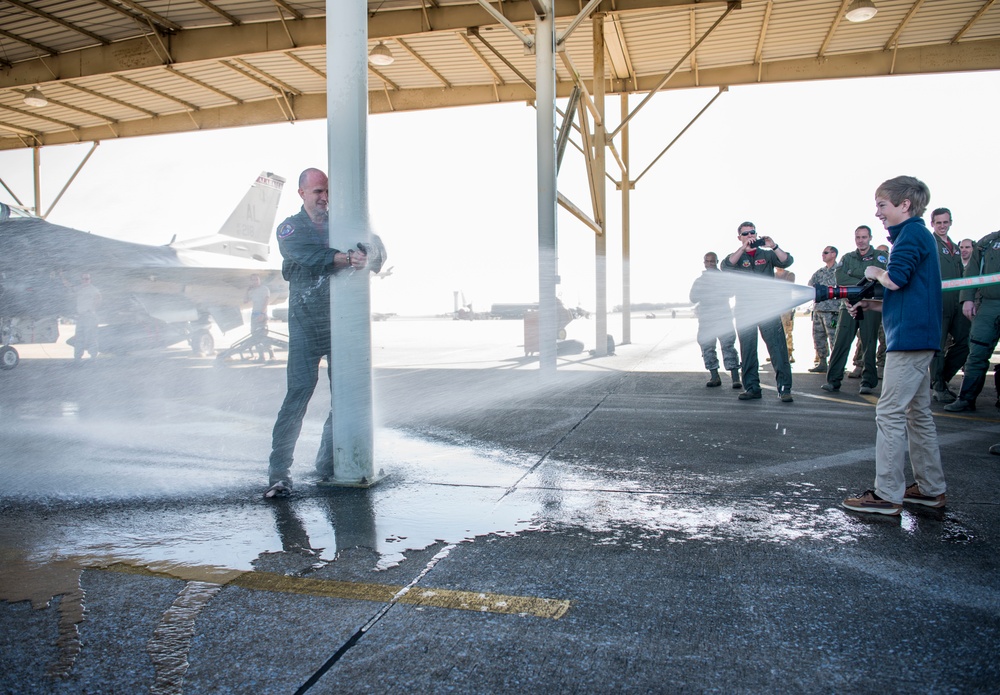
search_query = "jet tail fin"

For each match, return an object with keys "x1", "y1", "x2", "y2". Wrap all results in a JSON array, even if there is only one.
[{"x1": 171, "y1": 172, "x2": 285, "y2": 262}]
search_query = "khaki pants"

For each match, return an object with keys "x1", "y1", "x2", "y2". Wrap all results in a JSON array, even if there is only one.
[{"x1": 874, "y1": 350, "x2": 946, "y2": 504}]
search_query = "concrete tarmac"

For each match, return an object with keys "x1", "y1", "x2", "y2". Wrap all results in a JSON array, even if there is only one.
[{"x1": 1, "y1": 316, "x2": 998, "y2": 694}]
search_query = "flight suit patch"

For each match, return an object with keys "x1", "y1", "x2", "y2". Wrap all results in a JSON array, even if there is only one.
[{"x1": 278, "y1": 223, "x2": 295, "y2": 239}]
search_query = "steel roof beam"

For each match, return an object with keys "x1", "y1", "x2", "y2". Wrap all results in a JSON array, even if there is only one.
[
  {"x1": 953, "y1": 0, "x2": 997, "y2": 43},
  {"x1": 475, "y1": 0, "x2": 535, "y2": 48},
  {"x1": 395, "y1": 38, "x2": 452, "y2": 88},
  {"x1": 190, "y1": 0, "x2": 242, "y2": 26},
  {"x1": 88, "y1": 0, "x2": 181, "y2": 34},
  {"x1": 3, "y1": 0, "x2": 110, "y2": 46},
  {"x1": 470, "y1": 27, "x2": 532, "y2": 90},
  {"x1": 113, "y1": 74, "x2": 199, "y2": 111},
  {"x1": 610, "y1": 1, "x2": 738, "y2": 139},
  {"x1": 457, "y1": 31, "x2": 507, "y2": 86},
  {"x1": 62, "y1": 81, "x2": 159, "y2": 118},
  {"x1": 4, "y1": 36, "x2": 1000, "y2": 152},
  {"x1": 0, "y1": 1, "x2": 706, "y2": 89},
  {"x1": 166, "y1": 66, "x2": 243, "y2": 104},
  {"x1": 603, "y1": 14, "x2": 634, "y2": 83},
  {"x1": 884, "y1": 0, "x2": 926, "y2": 51},
  {"x1": 0, "y1": 26, "x2": 58, "y2": 57},
  {"x1": 11, "y1": 88, "x2": 118, "y2": 125}
]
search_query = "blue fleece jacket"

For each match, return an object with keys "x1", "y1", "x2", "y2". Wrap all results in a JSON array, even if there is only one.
[{"x1": 882, "y1": 216, "x2": 941, "y2": 352}]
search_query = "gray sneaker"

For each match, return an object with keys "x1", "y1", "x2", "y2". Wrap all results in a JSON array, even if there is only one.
[
  {"x1": 859, "y1": 385, "x2": 874, "y2": 395},
  {"x1": 943, "y1": 399, "x2": 975, "y2": 412},
  {"x1": 933, "y1": 387, "x2": 957, "y2": 404},
  {"x1": 821, "y1": 383, "x2": 840, "y2": 392}
]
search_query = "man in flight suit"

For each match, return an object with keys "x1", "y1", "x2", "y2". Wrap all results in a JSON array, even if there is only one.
[
  {"x1": 945, "y1": 229, "x2": 1000, "y2": 413},
  {"x1": 821, "y1": 226, "x2": 886, "y2": 395},
  {"x1": 265, "y1": 168, "x2": 384, "y2": 498},
  {"x1": 928, "y1": 208, "x2": 970, "y2": 404},
  {"x1": 722, "y1": 221, "x2": 794, "y2": 403}
]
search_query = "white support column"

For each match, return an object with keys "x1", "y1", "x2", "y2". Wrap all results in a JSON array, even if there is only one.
[
  {"x1": 325, "y1": 0, "x2": 380, "y2": 486},
  {"x1": 620, "y1": 93, "x2": 631, "y2": 345},
  {"x1": 32, "y1": 146, "x2": 41, "y2": 217},
  {"x1": 593, "y1": 16, "x2": 608, "y2": 356},
  {"x1": 536, "y1": 2, "x2": 558, "y2": 373}
]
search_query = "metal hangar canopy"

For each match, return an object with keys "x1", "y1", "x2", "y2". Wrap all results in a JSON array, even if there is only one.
[{"x1": 1, "y1": 0, "x2": 999, "y2": 151}]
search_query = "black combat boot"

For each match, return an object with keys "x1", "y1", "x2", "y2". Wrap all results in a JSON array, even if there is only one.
[
  {"x1": 706, "y1": 369, "x2": 722, "y2": 387},
  {"x1": 730, "y1": 368, "x2": 742, "y2": 390}
]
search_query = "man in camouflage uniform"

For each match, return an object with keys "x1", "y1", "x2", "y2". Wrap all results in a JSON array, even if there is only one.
[
  {"x1": 807, "y1": 245, "x2": 839, "y2": 373},
  {"x1": 822, "y1": 226, "x2": 887, "y2": 395},
  {"x1": 944, "y1": 228, "x2": 1000, "y2": 413},
  {"x1": 689, "y1": 252, "x2": 741, "y2": 389},
  {"x1": 775, "y1": 268, "x2": 797, "y2": 364},
  {"x1": 928, "y1": 208, "x2": 970, "y2": 404}
]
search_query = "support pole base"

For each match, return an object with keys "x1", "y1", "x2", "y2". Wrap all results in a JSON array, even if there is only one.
[{"x1": 316, "y1": 469, "x2": 389, "y2": 489}]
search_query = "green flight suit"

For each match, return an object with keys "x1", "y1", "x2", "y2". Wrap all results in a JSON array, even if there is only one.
[
  {"x1": 930, "y1": 233, "x2": 971, "y2": 389},
  {"x1": 955, "y1": 230, "x2": 1000, "y2": 405},
  {"x1": 826, "y1": 247, "x2": 887, "y2": 389}
]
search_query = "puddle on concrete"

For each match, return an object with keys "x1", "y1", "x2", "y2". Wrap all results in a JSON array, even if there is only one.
[
  {"x1": 0, "y1": 426, "x2": 967, "y2": 683},
  {"x1": 148, "y1": 581, "x2": 223, "y2": 695}
]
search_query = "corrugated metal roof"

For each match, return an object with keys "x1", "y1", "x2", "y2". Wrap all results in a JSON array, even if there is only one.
[{"x1": 0, "y1": 0, "x2": 997, "y2": 150}]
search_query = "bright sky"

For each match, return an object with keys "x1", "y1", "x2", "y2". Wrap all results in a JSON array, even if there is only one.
[{"x1": 1, "y1": 69, "x2": 998, "y2": 317}]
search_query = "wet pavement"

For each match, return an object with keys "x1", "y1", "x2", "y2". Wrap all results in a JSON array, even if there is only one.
[{"x1": 1, "y1": 316, "x2": 999, "y2": 693}]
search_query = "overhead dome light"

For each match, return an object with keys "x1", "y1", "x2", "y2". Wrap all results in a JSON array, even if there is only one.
[
  {"x1": 23, "y1": 86, "x2": 48, "y2": 108},
  {"x1": 368, "y1": 41, "x2": 395, "y2": 66},
  {"x1": 845, "y1": 0, "x2": 878, "y2": 22}
]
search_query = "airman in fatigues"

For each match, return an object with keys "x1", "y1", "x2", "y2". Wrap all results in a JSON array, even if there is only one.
[
  {"x1": 722, "y1": 221, "x2": 794, "y2": 403},
  {"x1": 928, "y1": 208, "x2": 970, "y2": 404},
  {"x1": 944, "y1": 229, "x2": 1000, "y2": 412},
  {"x1": 807, "y1": 246, "x2": 839, "y2": 372},
  {"x1": 690, "y1": 252, "x2": 741, "y2": 389},
  {"x1": 822, "y1": 226, "x2": 886, "y2": 394}
]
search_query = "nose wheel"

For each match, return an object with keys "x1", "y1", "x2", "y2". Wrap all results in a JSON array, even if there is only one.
[{"x1": 0, "y1": 345, "x2": 19, "y2": 370}]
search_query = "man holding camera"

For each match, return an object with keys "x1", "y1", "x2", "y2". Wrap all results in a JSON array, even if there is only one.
[
  {"x1": 722, "y1": 221, "x2": 794, "y2": 402},
  {"x1": 821, "y1": 225, "x2": 886, "y2": 395}
]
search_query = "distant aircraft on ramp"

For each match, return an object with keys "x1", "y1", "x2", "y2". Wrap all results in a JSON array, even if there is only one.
[{"x1": 0, "y1": 172, "x2": 289, "y2": 370}]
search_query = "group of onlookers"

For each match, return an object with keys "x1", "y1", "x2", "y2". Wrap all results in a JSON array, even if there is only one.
[{"x1": 690, "y1": 176, "x2": 998, "y2": 515}]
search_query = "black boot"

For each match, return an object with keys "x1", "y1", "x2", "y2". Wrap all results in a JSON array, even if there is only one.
[
  {"x1": 706, "y1": 369, "x2": 722, "y2": 387},
  {"x1": 731, "y1": 368, "x2": 742, "y2": 390}
]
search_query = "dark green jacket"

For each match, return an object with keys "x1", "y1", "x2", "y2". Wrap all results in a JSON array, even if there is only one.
[
  {"x1": 834, "y1": 247, "x2": 887, "y2": 308},
  {"x1": 960, "y1": 230, "x2": 1000, "y2": 303}
]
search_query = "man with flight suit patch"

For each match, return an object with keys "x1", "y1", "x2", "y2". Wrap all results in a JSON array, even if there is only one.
[
  {"x1": 265, "y1": 168, "x2": 385, "y2": 498},
  {"x1": 821, "y1": 225, "x2": 886, "y2": 394},
  {"x1": 722, "y1": 221, "x2": 794, "y2": 403},
  {"x1": 928, "y1": 208, "x2": 970, "y2": 404},
  {"x1": 944, "y1": 229, "x2": 1000, "y2": 413}
]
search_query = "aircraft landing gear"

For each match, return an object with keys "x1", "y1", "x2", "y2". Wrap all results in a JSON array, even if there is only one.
[
  {"x1": 0, "y1": 345, "x2": 19, "y2": 370},
  {"x1": 190, "y1": 330, "x2": 215, "y2": 357}
]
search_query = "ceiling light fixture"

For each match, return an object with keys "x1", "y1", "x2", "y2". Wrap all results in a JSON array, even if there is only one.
[
  {"x1": 845, "y1": 0, "x2": 878, "y2": 22},
  {"x1": 23, "y1": 86, "x2": 48, "y2": 108},
  {"x1": 368, "y1": 41, "x2": 395, "y2": 66}
]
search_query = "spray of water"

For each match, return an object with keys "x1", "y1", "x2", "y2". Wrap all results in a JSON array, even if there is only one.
[{"x1": 691, "y1": 271, "x2": 817, "y2": 344}]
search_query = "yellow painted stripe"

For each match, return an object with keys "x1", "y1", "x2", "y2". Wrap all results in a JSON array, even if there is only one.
[
  {"x1": 233, "y1": 571, "x2": 571, "y2": 619},
  {"x1": 97, "y1": 561, "x2": 570, "y2": 619}
]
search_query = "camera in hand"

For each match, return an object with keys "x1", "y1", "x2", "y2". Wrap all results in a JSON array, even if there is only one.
[{"x1": 749, "y1": 237, "x2": 769, "y2": 249}]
